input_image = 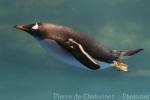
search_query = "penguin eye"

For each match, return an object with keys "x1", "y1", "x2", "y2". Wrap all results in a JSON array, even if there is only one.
[{"x1": 32, "y1": 23, "x2": 39, "y2": 30}]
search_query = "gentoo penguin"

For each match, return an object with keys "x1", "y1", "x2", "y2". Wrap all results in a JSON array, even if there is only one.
[{"x1": 15, "y1": 22, "x2": 143, "y2": 71}]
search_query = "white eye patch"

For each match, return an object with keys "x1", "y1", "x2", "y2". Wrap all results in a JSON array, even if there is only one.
[{"x1": 32, "y1": 23, "x2": 39, "y2": 30}]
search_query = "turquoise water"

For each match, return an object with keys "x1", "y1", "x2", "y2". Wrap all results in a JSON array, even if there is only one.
[{"x1": 0, "y1": 0, "x2": 149, "y2": 100}]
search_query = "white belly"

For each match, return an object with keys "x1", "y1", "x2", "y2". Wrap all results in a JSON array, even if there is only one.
[{"x1": 38, "y1": 39, "x2": 112, "y2": 70}]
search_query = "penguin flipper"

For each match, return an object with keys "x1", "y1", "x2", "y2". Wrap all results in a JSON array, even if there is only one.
[{"x1": 66, "y1": 38, "x2": 100, "y2": 70}]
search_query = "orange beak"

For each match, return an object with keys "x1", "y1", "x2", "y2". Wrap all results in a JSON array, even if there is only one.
[{"x1": 15, "y1": 25, "x2": 30, "y2": 31}]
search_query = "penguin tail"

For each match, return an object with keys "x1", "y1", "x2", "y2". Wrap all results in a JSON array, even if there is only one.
[
  {"x1": 112, "y1": 48, "x2": 144, "y2": 59},
  {"x1": 111, "y1": 48, "x2": 143, "y2": 72}
]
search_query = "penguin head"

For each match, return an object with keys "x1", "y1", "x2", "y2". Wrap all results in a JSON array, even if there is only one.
[{"x1": 15, "y1": 22, "x2": 48, "y2": 39}]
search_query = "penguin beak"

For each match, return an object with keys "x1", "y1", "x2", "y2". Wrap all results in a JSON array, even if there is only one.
[{"x1": 15, "y1": 25, "x2": 30, "y2": 31}]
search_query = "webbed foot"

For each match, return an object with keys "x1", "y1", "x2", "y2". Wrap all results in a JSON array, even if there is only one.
[{"x1": 112, "y1": 61, "x2": 128, "y2": 72}]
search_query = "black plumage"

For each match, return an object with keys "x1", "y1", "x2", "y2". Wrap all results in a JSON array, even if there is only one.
[{"x1": 15, "y1": 22, "x2": 143, "y2": 71}]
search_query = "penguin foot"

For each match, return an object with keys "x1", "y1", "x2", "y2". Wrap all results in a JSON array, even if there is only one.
[{"x1": 112, "y1": 61, "x2": 128, "y2": 72}]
